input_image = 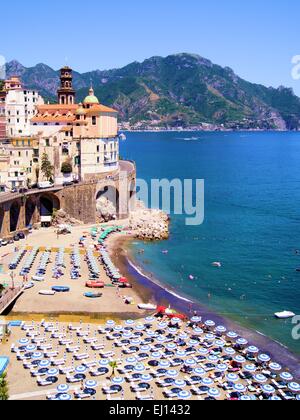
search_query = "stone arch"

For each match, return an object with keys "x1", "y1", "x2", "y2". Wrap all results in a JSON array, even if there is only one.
[
  {"x1": 96, "y1": 185, "x2": 120, "y2": 222},
  {"x1": 25, "y1": 197, "x2": 37, "y2": 227},
  {"x1": 39, "y1": 193, "x2": 60, "y2": 226},
  {"x1": 10, "y1": 201, "x2": 21, "y2": 233}
]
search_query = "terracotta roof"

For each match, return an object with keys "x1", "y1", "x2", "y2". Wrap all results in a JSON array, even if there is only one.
[
  {"x1": 31, "y1": 116, "x2": 75, "y2": 123},
  {"x1": 85, "y1": 104, "x2": 117, "y2": 114},
  {"x1": 37, "y1": 104, "x2": 78, "y2": 111}
]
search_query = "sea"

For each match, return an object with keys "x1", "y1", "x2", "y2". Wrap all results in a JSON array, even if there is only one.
[{"x1": 120, "y1": 131, "x2": 300, "y2": 356}]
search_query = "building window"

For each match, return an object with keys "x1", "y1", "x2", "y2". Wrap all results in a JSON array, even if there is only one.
[
  {"x1": 92, "y1": 116, "x2": 97, "y2": 126},
  {"x1": 45, "y1": 139, "x2": 50, "y2": 147}
]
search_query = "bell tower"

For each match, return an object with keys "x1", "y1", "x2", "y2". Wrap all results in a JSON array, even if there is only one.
[{"x1": 57, "y1": 66, "x2": 75, "y2": 105}]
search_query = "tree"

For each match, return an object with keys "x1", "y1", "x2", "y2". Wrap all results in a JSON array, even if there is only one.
[
  {"x1": 0, "y1": 373, "x2": 9, "y2": 401},
  {"x1": 35, "y1": 165, "x2": 40, "y2": 183},
  {"x1": 61, "y1": 160, "x2": 73, "y2": 174},
  {"x1": 41, "y1": 153, "x2": 54, "y2": 182},
  {"x1": 109, "y1": 361, "x2": 118, "y2": 378}
]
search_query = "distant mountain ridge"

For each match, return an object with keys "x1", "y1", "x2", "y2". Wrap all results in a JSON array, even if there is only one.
[{"x1": 4, "y1": 54, "x2": 300, "y2": 130}]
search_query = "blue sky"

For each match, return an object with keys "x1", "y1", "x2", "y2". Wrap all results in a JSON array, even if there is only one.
[{"x1": 2, "y1": 0, "x2": 300, "y2": 94}]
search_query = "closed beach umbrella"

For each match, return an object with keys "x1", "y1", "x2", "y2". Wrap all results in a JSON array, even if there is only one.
[
  {"x1": 234, "y1": 383, "x2": 247, "y2": 393},
  {"x1": 112, "y1": 377, "x2": 124, "y2": 385},
  {"x1": 57, "y1": 384, "x2": 70, "y2": 393},
  {"x1": 254, "y1": 374, "x2": 267, "y2": 384},
  {"x1": 85, "y1": 380, "x2": 97, "y2": 388},
  {"x1": 280, "y1": 372, "x2": 293, "y2": 382},
  {"x1": 58, "y1": 394, "x2": 72, "y2": 401},
  {"x1": 174, "y1": 380, "x2": 187, "y2": 388},
  {"x1": 269, "y1": 363, "x2": 282, "y2": 372},
  {"x1": 202, "y1": 377, "x2": 214, "y2": 386},
  {"x1": 208, "y1": 388, "x2": 221, "y2": 398},
  {"x1": 261, "y1": 384, "x2": 276, "y2": 394},
  {"x1": 39, "y1": 360, "x2": 50, "y2": 368},
  {"x1": 226, "y1": 373, "x2": 239, "y2": 383},
  {"x1": 258, "y1": 354, "x2": 271, "y2": 363},
  {"x1": 244, "y1": 364, "x2": 257, "y2": 373},
  {"x1": 167, "y1": 370, "x2": 179, "y2": 378},
  {"x1": 179, "y1": 390, "x2": 192, "y2": 400},
  {"x1": 76, "y1": 365, "x2": 87, "y2": 374},
  {"x1": 288, "y1": 382, "x2": 300, "y2": 393}
]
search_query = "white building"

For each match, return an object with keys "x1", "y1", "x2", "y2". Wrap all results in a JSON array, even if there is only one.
[{"x1": 5, "y1": 76, "x2": 44, "y2": 137}]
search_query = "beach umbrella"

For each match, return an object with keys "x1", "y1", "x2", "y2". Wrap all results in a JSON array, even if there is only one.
[
  {"x1": 134, "y1": 364, "x2": 146, "y2": 372},
  {"x1": 126, "y1": 357, "x2": 137, "y2": 364},
  {"x1": 234, "y1": 355, "x2": 246, "y2": 364},
  {"x1": 253, "y1": 374, "x2": 267, "y2": 384},
  {"x1": 26, "y1": 344, "x2": 37, "y2": 352},
  {"x1": 176, "y1": 350, "x2": 187, "y2": 357},
  {"x1": 194, "y1": 368, "x2": 205, "y2": 376},
  {"x1": 179, "y1": 333, "x2": 189, "y2": 340},
  {"x1": 269, "y1": 363, "x2": 282, "y2": 372},
  {"x1": 179, "y1": 390, "x2": 192, "y2": 400},
  {"x1": 141, "y1": 374, "x2": 152, "y2": 382},
  {"x1": 39, "y1": 360, "x2": 50, "y2": 368},
  {"x1": 205, "y1": 320, "x2": 215, "y2": 328},
  {"x1": 171, "y1": 317, "x2": 182, "y2": 324},
  {"x1": 57, "y1": 384, "x2": 70, "y2": 393},
  {"x1": 207, "y1": 355, "x2": 219, "y2": 363},
  {"x1": 135, "y1": 324, "x2": 146, "y2": 332},
  {"x1": 296, "y1": 395, "x2": 300, "y2": 401},
  {"x1": 215, "y1": 339, "x2": 226, "y2": 347},
  {"x1": 236, "y1": 338, "x2": 248, "y2": 347},
  {"x1": 32, "y1": 352, "x2": 43, "y2": 360},
  {"x1": 125, "y1": 320, "x2": 135, "y2": 326},
  {"x1": 159, "y1": 360, "x2": 171, "y2": 368},
  {"x1": 227, "y1": 332, "x2": 238, "y2": 340},
  {"x1": 156, "y1": 336, "x2": 167, "y2": 343},
  {"x1": 140, "y1": 345, "x2": 151, "y2": 352},
  {"x1": 114, "y1": 326, "x2": 124, "y2": 332},
  {"x1": 258, "y1": 354, "x2": 271, "y2": 363},
  {"x1": 224, "y1": 347, "x2": 236, "y2": 356},
  {"x1": 185, "y1": 359, "x2": 197, "y2": 366},
  {"x1": 76, "y1": 365, "x2": 87, "y2": 374},
  {"x1": 47, "y1": 369, "x2": 59, "y2": 376},
  {"x1": 19, "y1": 338, "x2": 30, "y2": 345},
  {"x1": 193, "y1": 327, "x2": 204, "y2": 335},
  {"x1": 166, "y1": 343, "x2": 177, "y2": 350},
  {"x1": 58, "y1": 394, "x2": 72, "y2": 401},
  {"x1": 244, "y1": 364, "x2": 257, "y2": 373},
  {"x1": 191, "y1": 316, "x2": 202, "y2": 323},
  {"x1": 123, "y1": 332, "x2": 133, "y2": 339},
  {"x1": 261, "y1": 384, "x2": 276, "y2": 394},
  {"x1": 208, "y1": 388, "x2": 221, "y2": 399},
  {"x1": 288, "y1": 382, "x2": 300, "y2": 393},
  {"x1": 145, "y1": 316, "x2": 155, "y2": 323},
  {"x1": 205, "y1": 334, "x2": 215, "y2": 342},
  {"x1": 85, "y1": 380, "x2": 98, "y2": 389},
  {"x1": 146, "y1": 331, "x2": 156, "y2": 337},
  {"x1": 198, "y1": 347, "x2": 209, "y2": 355},
  {"x1": 167, "y1": 370, "x2": 179, "y2": 378},
  {"x1": 202, "y1": 377, "x2": 214, "y2": 386},
  {"x1": 188, "y1": 340, "x2": 199, "y2": 347},
  {"x1": 216, "y1": 364, "x2": 228, "y2": 373},
  {"x1": 280, "y1": 372, "x2": 293, "y2": 382},
  {"x1": 269, "y1": 396, "x2": 282, "y2": 401},
  {"x1": 111, "y1": 377, "x2": 124, "y2": 385},
  {"x1": 99, "y1": 359, "x2": 110, "y2": 366},
  {"x1": 226, "y1": 373, "x2": 239, "y2": 383},
  {"x1": 168, "y1": 328, "x2": 178, "y2": 334},
  {"x1": 131, "y1": 339, "x2": 142, "y2": 346},
  {"x1": 151, "y1": 352, "x2": 162, "y2": 359},
  {"x1": 234, "y1": 383, "x2": 247, "y2": 393},
  {"x1": 246, "y1": 346, "x2": 259, "y2": 354},
  {"x1": 216, "y1": 326, "x2": 227, "y2": 334},
  {"x1": 174, "y1": 380, "x2": 187, "y2": 388},
  {"x1": 240, "y1": 396, "x2": 252, "y2": 401}
]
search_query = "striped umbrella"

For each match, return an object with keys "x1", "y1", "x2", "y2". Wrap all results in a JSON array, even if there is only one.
[
  {"x1": 226, "y1": 373, "x2": 239, "y2": 383},
  {"x1": 156, "y1": 336, "x2": 167, "y2": 343},
  {"x1": 168, "y1": 328, "x2": 178, "y2": 334},
  {"x1": 140, "y1": 345, "x2": 151, "y2": 352},
  {"x1": 216, "y1": 364, "x2": 228, "y2": 372},
  {"x1": 76, "y1": 365, "x2": 87, "y2": 373},
  {"x1": 145, "y1": 317, "x2": 155, "y2": 323},
  {"x1": 32, "y1": 352, "x2": 43, "y2": 360},
  {"x1": 288, "y1": 382, "x2": 300, "y2": 393},
  {"x1": 85, "y1": 380, "x2": 97, "y2": 388},
  {"x1": 126, "y1": 357, "x2": 137, "y2": 364},
  {"x1": 198, "y1": 348, "x2": 209, "y2": 355},
  {"x1": 131, "y1": 339, "x2": 142, "y2": 346},
  {"x1": 205, "y1": 334, "x2": 215, "y2": 342},
  {"x1": 99, "y1": 360, "x2": 109, "y2": 366},
  {"x1": 205, "y1": 320, "x2": 216, "y2": 328},
  {"x1": 57, "y1": 384, "x2": 70, "y2": 393},
  {"x1": 191, "y1": 316, "x2": 202, "y2": 323},
  {"x1": 280, "y1": 372, "x2": 293, "y2": 382},
  {"x1": 261, "y1": 384, "x2": 276, "y2": 394},
  {"x1": 19, "y1": 338, "x2": 30, "y2": 345},
  {"x1": 258, "y1": 354, "x2": 271, "y2": 363},
  {"x1": 151, "y1": 352, "x2": 162, "y2": 359},
  {"x1": 244, "y1": 364, "x2": 257, "y2": 373},
  {"x1": 194, "y1": 368, "x2": 205, "y2": 376},
  {"x1": 114, "y1": 326, "x2": 124, "y2": 332},
  {"x1": 202, "y1": 378, "x2": 214, "y2": 386},
  {"x1": 215, "y1": 339, "x2": 226, "y2": 347},
  {"x1": 179, "y1": 333, "x2": 189, "y2": 340},
  {"x1": 47, "y1": 369, "x2": 59, "y2": 376},
  {"x1": 39, "y1": 360, "x2": 50, "y2": 368},
  {"x1": 240, "y1": 396, "x2": 252, "y2": 401},
  {"x1": 193, "y1": 327, "x2": 204, "y2": 335},
  {"x1": 216, "y1": 326, "x2": 227, "y2": 334},
  {"x1": 236, "y1": 338, "x2": 248, "y2": 347},
  {"x1": 234, "y1": 383, "x2": 247, "y2": 393},
  {"x1": 208, "y1": 388, "x2": 221, "y2": 398},
  {"x1": 246, "y1": 346, "x2": 259, "y2": 354},
  {"x1": 58, "y1": 394, "x2": 72, "y2": 401},
  {"x1": 179, "y1": 390, "x2": 192, "y2": 400},
  {"x1": 253, "y1": 374, "x2": 267, "y2": 384},
  {"x1": 134, "y1": 364, "x2": 146, "y2": 372},
  {"x1": 159, "y1": 360, "x2": 171, "y2": 368},
  {"x1": 296, "y1": 395, "x2": 300, "y2": 401},
  {"x1": 269, "y1": 396, "x2": 282, "y2": 401},
  {"x1": 167, "y1": 370, "x2": 179, "y2": 378},
  {"x1": 111, "y1": 377, "x2": 124, "y2": 385},
  {"x1": 188, "y1": 340, "x2": 199, "y2": 347},
  {"x1": 135, "y1": 324, "x2": 146, "y2": 332},
  {"x1": 224, "y1": 347, "x2": 236, "y2": 356},
  {"x1": 125, "y1": 320, "x2": 135, "y2": 326},
  {"x1": 234, "y1": 355, "x2": 246, "y2": 364},
  {"x1": 166, "y1": 343, "x2": 177, "y2": 350},
  {"x1": 141, "y1": 374, "x2": 153, "y2": 382},
  {"x1": 227, "y1": 332, "x2": 238, "y2": 340},
  {"x1": 174, "y1": 380, "x2": 187, "y2": 388},
  {"x1": 207, "y1": 355, "x2": 219, "y2": 363},
  {"x1": 158, "y1": 322, "x2": 168, "y2": 329},
  {"x1": 269, "y1": 363, "x2": 282, "y2": 372},
  {"x1": 185, "y1": 359, "x2": 197, "y2": 366},
  {"x1": 106, "y1": 320, "x2": 115, "y2": 327},
  {"x1": 26, "y1": 345, "x2": 37, "y2": 352}
]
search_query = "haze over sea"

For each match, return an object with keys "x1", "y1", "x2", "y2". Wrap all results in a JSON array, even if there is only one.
[{"x1": 120, "y1": 131, "x2": 300, "y2": 355}]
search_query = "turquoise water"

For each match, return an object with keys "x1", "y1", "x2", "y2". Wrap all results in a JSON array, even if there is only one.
[{"x1": 120, "y1": 131, "x2": 300, "y2": 354}]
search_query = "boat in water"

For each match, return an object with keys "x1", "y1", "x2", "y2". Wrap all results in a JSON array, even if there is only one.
[
  {"x1": 119, "y1": 133, "x2": 127, "y2": 141},
  {"x1": 274, "y1": 311, "x2": 296, "y2": 319},
  {"x1": 138, "y1": 303, "x2": 157, "y2": 311},
  {"x1": 212, "y1": 262, "x2": 222, "y2": 268}
]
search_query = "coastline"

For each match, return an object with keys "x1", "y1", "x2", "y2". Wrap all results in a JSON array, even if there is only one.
[{"x1": 108, "y1": 233, "x2": 300, "y2": 380}]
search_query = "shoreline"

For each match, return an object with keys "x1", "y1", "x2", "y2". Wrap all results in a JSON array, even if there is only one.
[{"x1": 108, "y1": 233, "x2": 300, "y2": 380}]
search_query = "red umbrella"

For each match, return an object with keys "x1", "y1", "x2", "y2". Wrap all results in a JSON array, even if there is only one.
[{"x1": 118, "y1": 278, "x2": 128, "y2": 283}]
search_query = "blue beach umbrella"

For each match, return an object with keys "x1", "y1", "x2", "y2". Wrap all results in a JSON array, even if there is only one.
[
  {"x1": 288, "y1": 382, "x2": 300, "y2": 393},
  {"x1": 76, "y1": 365, "x2": 87, "y2": 374},
  {"x1": 216, "y1": 326, "x2": 227, "y2": 334},
  {"x1": 191, "y1": 316, "x2": 202, "y2": 323},
  {"x1": 167, "y1": 370, "x2": 179, "y2": 378},
  {"x1": 156, "y1": 336, "x2": 167, "y2": 343},
  {"x1": 193, "y1": 327, "x2": 204, "y2": 335},
  {"x1": 134, "y1": 364, "x2": 146, "y2": 372},
  {"x1": 236, "y1": 338, "x2": 248, "y2": 347},
  {"x1": 99, "y1": 359, "x2": 110, "y2": 366},
  {"x1": 131, "y1": 339, "x2": 141, "y2": 346},
  {"x1": 234, "y1": 355, "x2": 246, "y2": 364},
  {"x1": 114, "y1": 326, "x2": 124, "y2": 332},
  {"x1": 39, "y1": 360, "x2": 50, "y2": 368},
  {"x1": 185, "y1": 359, "x2": 197, "y2": 366},
  {"x1": 32, "y1": 352, "x2": 43, "y2": 360},
  {"x1": 179, "y1": 390, "x2": 192, "y2": 400},
  {"x1": 85, "y1": 380, "x2": 97, "y2": 388},
  {"x1": 269, "y1": 363, "x2": 282, "y2": 372},
  {"x1": 208, "y1": 388, "x2": 221, "y2": 398},
  {"x1": 19, "y1": 338, "x2": 30, "y2": 345},
  {"x1": 202, "y1": 377, "x2": 214, "y2": 386},
  {"x1": 194, "y1": 368, "x2": 205, "y2": 376},
  {"x1": 215, "y1": 339, "x2": 226, "y2": 347},
  {"x1": 227, "y1": 332, "x2": 238, "y2": 340},
  {"x1": 240, "y1": 396, "x2": 252, "y2": 401},
  {"x1": 168, "y1": 328, "x2": 178, "y2": 334},
  {"x1": 226, "y1": 373, "x2": 239, "y2": 383},
  {"x1": 254, "y1": 374, "x2": 267, "y2": 384},
  {"x1": 198, "y1": 347, "x2": 209, "y2": 355},
  {"x1": 111, "y1": 377, "x2": 124, "y2": 385},
  {"x1": 205, "y1": 334, "x2": 215, "y2": 342},
  {"x1": 57, "y1": 384, "x2": 70, "y2": 393},
  {"x1": 166, "y1": 343, "x2": 177, "y2": 350},
  {"x1": 269, "y1": 396, "x2": 282, "y2": 401},
  {"x1": 176, "y1": 350, "x2": 187, "y2": 357},
  {"x1": 244, "y1": 364, "x2": 257, "y2": 373},
  {"x1": 135, "y1": 324, "x2": 146, "y2": 332},
  {"x1": 58, "y1": 394, "x2": 72, "y2": 401},
  {"x1": 258, "y1": 354, "x2": 271, "y2": 363},
  {"x1": 141, "y1": 374, "x2": 152, "y2": 382},
  {"x1": 26, "y1": 345, "x2": 37, "y2": 352},
  {"x1": 280, "y1": 372, "x2": 293, "y2": 382},
  {"x1": 145, "y1": 317, "x2": 155, "y2": 323},
  {"x1": 234, "y1": 383, "x2": 247, "y2": 393},
  {"x1": 261, "y1": 384, "x2": 276, "y2": 394},
  {"x1": 126, "y1": 357, "x2": 137, "y2": 364},
  {"x1": 207, "y1": 355, "x2": 219, "y2": 363},
  {"x1": 47, "y1": 369, "x2": 59, "y2": 376},
  {"x1": 146, "y1": 331, "x2": 156, "y2": 337},
  {"x1": 140, "y1": 345, "x2": 151, "y2": 352},
  {"x1": 246, "y1": 346, "x2": 259, "y2": 354},
  {"x1": 224, "y1": 348, "x2": 236, "y2": 357},
  {"x1": 159, "y1": 360, "x2": 171, "y2": 368},
  {"x1": 205, "y1": 320, "x2": 215, "y2": 328},
  {"x1": 174, "y1": 380, "x2": 187, "y2": 388},
  {"x1": 216, "y1": 364, "x2": 228, "y2": 372},
  {"x1": 151, "y1": 352, "x2": 162, "y2": 359}
]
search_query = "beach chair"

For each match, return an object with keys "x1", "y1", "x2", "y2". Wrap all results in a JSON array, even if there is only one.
[
  {"x1": 59, "y1": 366, "x2": 75, "y2": 375},
  {"x1": 37, "y1": 376, "x2": 54, "y2": 387},
  {"x1": 163, "y1": 390, "x2": 178, "y2": 399},
  {"x1": 45, "y1": 351, "x2": 59, "y2": 358},
  {"x1": 46, "y1": 392, "x2": 58, "y2": 400},
  {"x1": 83, "y1": 360, "x2": 98, "y2": 369},
  {"x1": 51, "y1": 358, "x2": 66, "y2": 367},
  {"x1": 66, "y1": 375, "x2": 82, "y2": 384},
  {"x1": 66, "y1": 346, "x2": 80, "y2": 353},
  {"x1": 74, "y1": 353, "x2": 89, "y2": 361},
  {"x1": 136, "y1": 394, "x2": 154, "y2": 401},
  {"x1": 151, "y1": 369, "x2": 166, "y2": 378},
  {"x1": 91, "y1": 343, "x2": 105, "y2": 351},
  {"x1": 74, "y1": 390, "x2": 92, "y2": 400},
  {"x1": 102, "y1": 386, "x2": 119, "y2": 395},
  {"x1": 10, "y1": 344, "x2": 16, "y2": 353},
  {"x1": 100, "y1": 351, "x2": 115, "y2": 359}
]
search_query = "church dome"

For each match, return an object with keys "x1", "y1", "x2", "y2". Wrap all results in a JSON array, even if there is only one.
[{"x1": 83, "y1": 87, "x2": 99, "y2": 104}]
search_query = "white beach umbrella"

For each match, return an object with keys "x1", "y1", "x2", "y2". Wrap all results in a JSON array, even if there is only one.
[
  {"x1": 57, "y1": 384, "x2": 70, "y2": 393},
  {"x1": 244, "y1": 364, "x2": 257, "y2": 373},
  {"x1": 216, "y1": 364, "x2": 228, "y2": 373},
  {"x1": 191, "y1": 316, "x2": 202, "y2": 323},
  {"x1": 236, "y1": 338, "x2": 248, "y2": 347},
  {"x1": 159, "y1": 360, "x2": 171, "y2": 368},
  {"x1": 234, "y1": 355, "x2": 246, "y2": 364},
  {"x1": 197, "y1": 347, "x2": 209, "y2": 355},
  {"x1": 58, "y1": 394, "x2": 72, "y2": 401},
  {"x1": 85, "y1": 380, "x2": 98, "y2": 388},
  {"x1": 174, "y1": 379, "x2": 187, "y2": 388},
  {"x1": 258, "y1": 354, "x2": 271, "y2": 363},
  {"x1": 111, "y1": 377, "x2": 124, "y2": 385},
  {"x1": 194, "y1": 368, "x2": 205, "y2": 376},
  {"x1": 253, "y1": 374, "x2": 268, "y2": 384},
  {"x1": 288, "y1": 382, "x2": 300, "y2": 393},
  {"x1": 215, "y1": 326, "x2": 227, "y2": 334},
  {"x1": 227, "y1": 331, "x2": 238, "y2": 340},
  {"x1": 261, "y1": 384, "x2": 276, "y2": 394},
  {"x1": 205, "y1": 320, "x2": 216, "y2": 328},
  {"x1": 208, "y1": 388, "x2": 221, "y2": 398},
  {"x1": 224, "y1": 347, "x2": 236, "y2": 356},
  {"x1": 167, "y1": 370, "x2": 179, "y2": 378},
  {"x1": 202, "y1": 377, "x2": 214, "y2": 386},
  {"x1": 246, "y1": 346, "x2": 259, "y2": 354},
  {"x1": 226, "y1": 373, "x2": 239, "y2": 383},
  {"x1": 269, "y1": 363, "x2": 282, "y2": 372},
  {"x1": 178, "y1": 390, "x2": 192, "y2": 400},
  {"x1": 240, "y1": 396, "x2": 252, "y2": 401},
  {"x1": 234, "y1": 383, "x2": 247, "y2": 393},
  {"x1": 193, "y1": 327, "x2": 204, "y2": 335},
  {"x1": 280, "y1": 372, "x2": 293, "y2": 382}
]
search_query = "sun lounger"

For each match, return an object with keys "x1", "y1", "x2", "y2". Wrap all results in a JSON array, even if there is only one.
[
  {"x1": 271, "y1": 379, "x2": 287, "y2": 389},
  {"x1": 91, "y1": 344, "x2": 105, "y2": 351},
  {"x1": 66, "y1": 346, "x2": 80, "y2": 353},
  {"x1": 100, "y1": 351, "x2": 115, "y2": 358},
  {"x1": 68, "y1": 325, "x2": 82, "y2": 332},
  {"x1": 45, "y1": 351, "x2": 59, "y2": 358},
  {"x1": 67, "y1": 375, "x2": 82, "y2": 384},
  {"x1": 83, "y1": 360, "x2": 98, "y2": 368},
  {"x1": 77, "y1": 331, "x2": 89, "y2": 337},
  {"x1": 30, "y1": 368, "x2": 47, "y2": 377},
  {"x1": 74, "y1": 391, "x2": 92, "y2": 400},
  {"x1": 51, "y1": 358, "x2": 66, "y2": 367},
  {"x1": 59, "y1": 339, "x2": 73, "y2": 346},
  {"x1": 38, "y1": 344, "x2": 53, "y2": 351},
  {"x1": 106, "y1": 395, "x2": 124, "y2": 401},
  {"x1": 90, "y1": 368, "x2": 107, "y2": 377},
  {"x1": 130, "y1": 385, "x2": 148, "y2": 393},
  {"x1": 59, "y1": 366, "x2": 75, "y2": 375},
  {"x1": 136, "y1": 394, "x2": 154, "y2": 401},
  {"x1": 156, "y1": 379, "x2": 173, "y2": 388},
  {"x1": 102, "y1": 386, "x2": 120, "y2": 395},
  {"x1": 151, "y1": 369, "x2": 166, "y2": 378},
  {"x1": 46, "y1": 392, "x2": 58, "y2": 400},
  {"x1": 163, "y1": 390, "x2": 178, "y2": 399},
  {"x1": 37, "y1": 376, "x2": 55, "y2": 387},
  {"x1": 84, "y1": 337, "x2": 98, "y2": 344},
  {"x1": 74, "y1": 353, "x2": 89, "y2": 361}
]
